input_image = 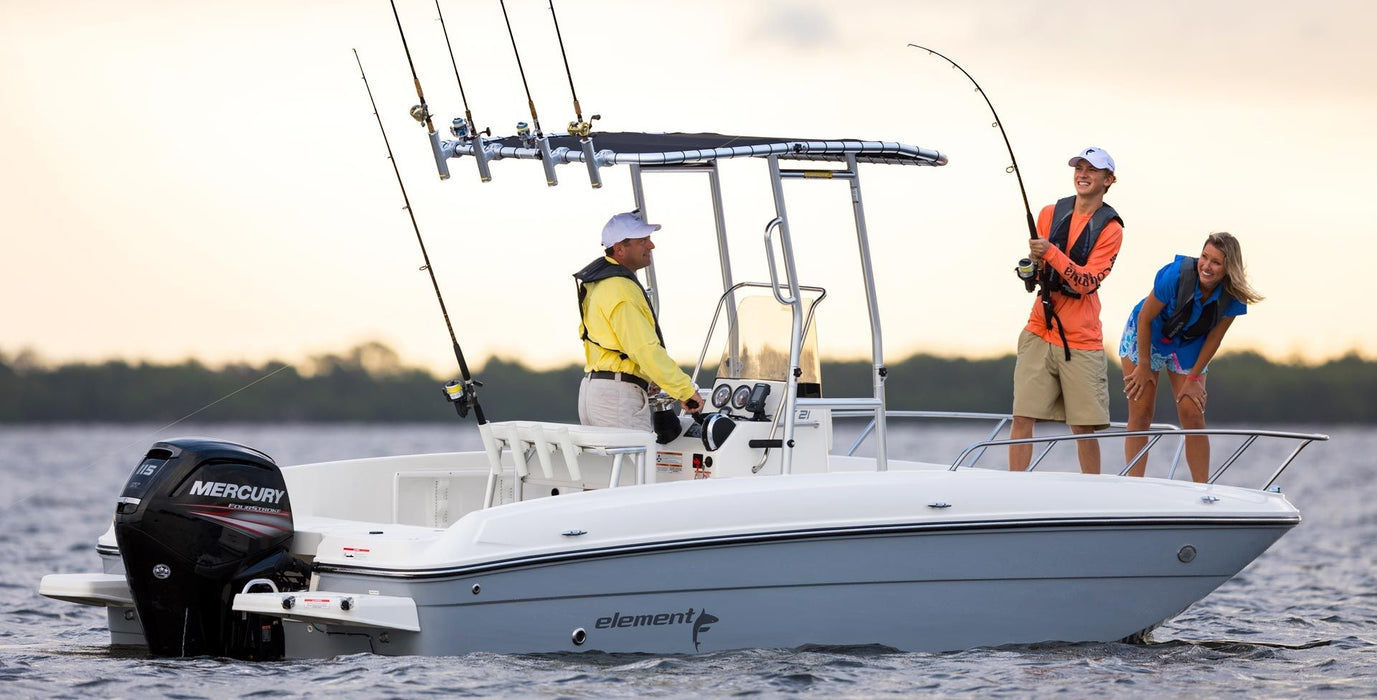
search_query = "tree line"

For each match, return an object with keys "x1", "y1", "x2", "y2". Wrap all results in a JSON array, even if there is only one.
[{"x1": 1, "y1": 342, "x2": 1372, "y2": 424}]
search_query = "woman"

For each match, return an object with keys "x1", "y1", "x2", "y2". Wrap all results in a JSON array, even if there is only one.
[{"x1": 1120, "y1": 232, "x2": 1263, "y2": 481}]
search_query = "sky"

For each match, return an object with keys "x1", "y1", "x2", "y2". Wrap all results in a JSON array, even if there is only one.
[{"x1": 2, "y1": 0, "x2": 1375, "y2": 376}]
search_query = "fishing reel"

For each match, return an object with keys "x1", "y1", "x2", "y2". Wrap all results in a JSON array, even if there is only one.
[
  {"x1": 442, "y1": 378, "x2": 483, "y2": 419},
  {"x1": 1015, "y1": 257, "x2": 1038, "y2": 293},
  {"x1": 515, "y1": 121, "x2": 537, "y2": 146},
  {"x1": 409, "y1": 104, "x2": 431, "y2": 124},
  {"x1": 449, "y1": 118, "x2": 492, "y2": 141},
  {"x1": 567, "y1": 114, "x2": 600, "y2": 138}
]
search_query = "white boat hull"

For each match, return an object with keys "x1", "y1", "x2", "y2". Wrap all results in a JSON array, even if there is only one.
[
  {"x1": 281, "y1": 518, "x2": 1289, "y2": 656},
  {"x1": 42, "y1": 449, "x2": 1303, "y2": 658}
]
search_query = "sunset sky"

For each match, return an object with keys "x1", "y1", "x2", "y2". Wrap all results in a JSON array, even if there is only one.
[{"x1": 2, "y1": 0, "x2": 1374, "y2": 376}]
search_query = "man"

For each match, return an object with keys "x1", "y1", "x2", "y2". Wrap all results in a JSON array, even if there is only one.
[
  {"x1": 1009, "y1": 147, "x2": 1123, "y2": 474},
  {"x1": 574, "y1": 211, "x2": 703, "y2": 431}
]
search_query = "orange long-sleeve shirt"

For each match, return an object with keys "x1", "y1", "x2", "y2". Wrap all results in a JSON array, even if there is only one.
[{"x1": 1023, "y1": 203, "x2": 1124, "y2": 350}]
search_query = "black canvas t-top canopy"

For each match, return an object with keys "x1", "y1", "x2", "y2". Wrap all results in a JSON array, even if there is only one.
[{"x1": 466, "y1": 131, "x2": 948, "y2": 168}]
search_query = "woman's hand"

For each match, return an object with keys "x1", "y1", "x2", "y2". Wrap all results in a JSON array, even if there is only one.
[
  {"x1": 1123, "y1": 364, "x2": 1156, "y2": 402},
  {"x1": 1176, "y1": 378, "x2": 1207, "y2": 414}
]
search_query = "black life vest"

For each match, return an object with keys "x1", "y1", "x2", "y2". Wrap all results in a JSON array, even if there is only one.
[
  {"x1": 573, "y1": 257, "x2": 665, "y2": 359},
  {"x1": 1162, "y1": 256, "x2": 1234, "y2": 342},
  {"x1": 1042, "y1": 196, "x2": 1123, "y2": 298}
]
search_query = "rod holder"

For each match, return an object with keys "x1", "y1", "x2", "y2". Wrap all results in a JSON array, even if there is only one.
[
  {"x1": 581, "y1": 137, "x2": 601, "y2": 188},
  {"x1": 471, "y1": 135, "x2": 492, "y2": 182},
  {"x1": 427, "y1": 131, "x2": 451, "y2": 181},
  {"x1": 536, "y1": 135, "x2": 558, "y2": 186}
]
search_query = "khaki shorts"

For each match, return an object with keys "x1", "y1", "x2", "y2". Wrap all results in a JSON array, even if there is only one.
[{"x1": 1012, "y1": 329, "x2": 1110, "y2": 429}]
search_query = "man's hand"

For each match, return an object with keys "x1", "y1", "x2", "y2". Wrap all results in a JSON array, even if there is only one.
[
  {"x1": 682, "y1": 389, "x2": 704, "y2": 414},
  {"x1": 1028, "y1": 238, "x2": 1051, "y2": 260}
]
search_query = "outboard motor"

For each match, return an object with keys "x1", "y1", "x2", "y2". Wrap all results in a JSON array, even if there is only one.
[{"x1": 114, "y1": 438, "x2": 309, "y2": 659}]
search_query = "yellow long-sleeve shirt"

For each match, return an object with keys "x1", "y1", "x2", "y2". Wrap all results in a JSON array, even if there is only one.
[{"x1": 579, "y1": 258, "x2": 696, "y2": 401}]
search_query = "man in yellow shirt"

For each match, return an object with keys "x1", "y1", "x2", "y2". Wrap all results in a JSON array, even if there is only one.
[{"x1": 574, "y1": 211, "x2": 703, "y2": 431}]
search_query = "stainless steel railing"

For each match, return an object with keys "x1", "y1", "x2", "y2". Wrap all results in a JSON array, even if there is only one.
[
  {"x1": 947, "y1": 428, "x2": 1328, "y2": 489},
  {"x1": 833, "y1": 410, "x2": 1327, "y2": 489},
  {"x1": 835, "y1": 410, "x2": 1180, "y2": 469}
]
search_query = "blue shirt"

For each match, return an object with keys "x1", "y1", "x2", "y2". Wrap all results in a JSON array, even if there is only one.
[{"x1": 1128, "y1": 255, "x2": 1248, "y2": 372}]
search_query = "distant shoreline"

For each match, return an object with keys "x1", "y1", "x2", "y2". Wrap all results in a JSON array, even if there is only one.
[{"x1": 3, "y1": 344, "x2": 1375, "y2": 424}]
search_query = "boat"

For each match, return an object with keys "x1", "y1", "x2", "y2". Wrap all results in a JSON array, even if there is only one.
[{"x1": 38, "y1": 122, "x2": 1327, "y2": 659}]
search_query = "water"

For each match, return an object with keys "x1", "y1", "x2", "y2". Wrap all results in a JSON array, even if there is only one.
[{"x1": 3, "y1": 423, "x2": 1374, "y2": 697}]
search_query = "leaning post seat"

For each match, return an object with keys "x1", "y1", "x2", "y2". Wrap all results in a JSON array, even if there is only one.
[{"x1": 480, "y1": 421, "x2": 657, "y2": 506}]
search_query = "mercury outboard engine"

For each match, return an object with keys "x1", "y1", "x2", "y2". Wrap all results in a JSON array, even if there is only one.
[{"x1": 114, "y1": 438, "x2": 310, "y2": 659}]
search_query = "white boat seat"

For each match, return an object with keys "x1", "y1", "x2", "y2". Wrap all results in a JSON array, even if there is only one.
[{"x1": 480, "y1": 421, "x2": 656, "y2": 506}]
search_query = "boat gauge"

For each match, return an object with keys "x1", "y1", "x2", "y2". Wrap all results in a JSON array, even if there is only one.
[
  {"x1": 731, "y1": 385, "x2": 753, "y2": 410},
  {"x1": 711, "y1": 384, "x2": 733, "y2": 408}
]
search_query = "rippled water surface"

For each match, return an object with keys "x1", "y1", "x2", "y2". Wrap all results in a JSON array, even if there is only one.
[{"x1": 3, "y1": 423, "x2": 1374, "y2": 697}]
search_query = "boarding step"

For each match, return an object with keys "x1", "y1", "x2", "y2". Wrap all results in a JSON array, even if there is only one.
[
  {"x1": 233, "y1": 585, "x2": 420, "y2": 632},
  {"x1": 39, "y1": 572, "x2": 134, "y2": 607}
]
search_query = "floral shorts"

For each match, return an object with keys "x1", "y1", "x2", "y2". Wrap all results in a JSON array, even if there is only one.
[{"x1": 1117, "y1": 313, "x2": 1205, "y2": 375}]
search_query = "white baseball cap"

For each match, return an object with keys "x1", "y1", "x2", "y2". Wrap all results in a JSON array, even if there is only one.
[
  {"x1": 1068, "y1": 147, "x2": 1116, "y2": 173},
  {"x1": 600, "y1": 211, "x2": 661, "y2": 248}
]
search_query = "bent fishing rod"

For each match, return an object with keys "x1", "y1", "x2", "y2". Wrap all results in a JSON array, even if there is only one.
[
  {"x1": 354, "y1": 49, "x2": 485, "y2": 423},
  {"x1": 908, "y1": 43, "x2": 1036, "y2": 241},
  {"x1": 909, "y1": 43, "x2": 1071, "y2": 358}
]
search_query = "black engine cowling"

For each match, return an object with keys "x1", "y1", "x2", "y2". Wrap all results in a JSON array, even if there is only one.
[{"x1": 114, "y1": 438, "x2": 309, "y2": 659}]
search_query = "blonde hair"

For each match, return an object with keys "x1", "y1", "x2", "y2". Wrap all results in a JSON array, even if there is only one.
[{"x1": 1204, "y1": 232, "x2": 1264, "y2": 305}]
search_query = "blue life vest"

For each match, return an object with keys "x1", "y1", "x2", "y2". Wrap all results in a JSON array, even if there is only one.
[{"x1": 1163, "y1": 256, "x2": 1234, "y2": 342}]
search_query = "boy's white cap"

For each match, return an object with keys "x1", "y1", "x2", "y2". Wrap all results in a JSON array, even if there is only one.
[
  {"x1": 601, "y1": 211, "x2": 661, "y2": 248},
  {"x1": 1068, "y1": 147, "x2": 1115, "y2": 173}
]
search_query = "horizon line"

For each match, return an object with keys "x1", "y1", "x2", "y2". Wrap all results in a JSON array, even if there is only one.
[{"x1": 3, "y1": 343, "x2": 1372, "y2": 375}]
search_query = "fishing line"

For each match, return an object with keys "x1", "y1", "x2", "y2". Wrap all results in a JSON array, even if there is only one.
[
  {"x1": 0, "y1": 362, "x2": 294, "y2": 513},
  {"x1": 498, "y1": 0, "x2": 544, "y2": 136},
  {"x1": 354, "y1": 50, "x2": 485, "y2": 423},
  {"x1": 908, "y1": 43, "x2": 1071, "y2": 359}
]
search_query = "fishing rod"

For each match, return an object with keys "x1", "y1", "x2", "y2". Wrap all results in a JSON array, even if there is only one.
[
  {"x1": 498, "y1": 0, "x2": 559, "y2": 185},
  {"x1": 435, "y1": 0, "x2": 493, "y2": 182},
  {"x1": 435, "y1": 0, "x2": 475, "y2": 131},
  {"x1": 909, "y1": 43, "x2": 1071, "y2": 359},
  {"x1": 908, "y1": 43, "x2": 1036, "y2": 241},
  {"x1": 390, "y1": 0, "x2": 452, "y2": 180},
  {"x1": 546, "y1": 0, "x2": 602, "y2": 187},
  {"x1": 354, "y1": 49, "x2": 485, "y2": 423},
  {"x1": 548, "y1": 0, "x2": 596, "y2": 137}
]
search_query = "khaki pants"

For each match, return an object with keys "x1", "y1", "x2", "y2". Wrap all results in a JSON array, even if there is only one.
[{"x1": 578, "y1": 375, "x2": 653, "y2": 432}]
